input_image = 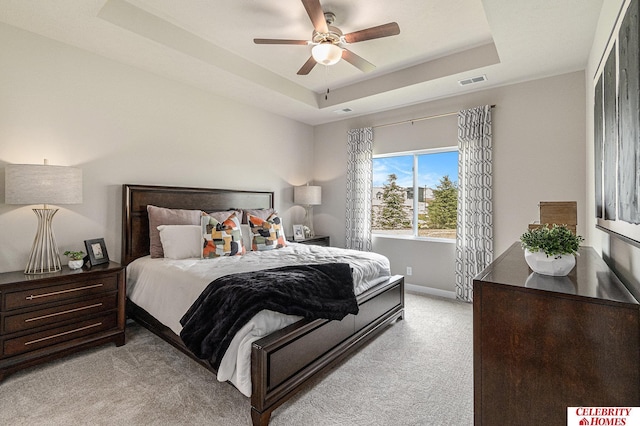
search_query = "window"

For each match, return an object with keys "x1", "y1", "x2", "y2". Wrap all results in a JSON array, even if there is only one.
[{"x1": 372, "y1": 147, "x2": 458, "y2": 240}]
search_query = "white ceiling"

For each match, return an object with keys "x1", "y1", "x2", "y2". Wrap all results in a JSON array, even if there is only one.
[{"x1": 0, "y1": 0, "x2": 604, "y2": 125}]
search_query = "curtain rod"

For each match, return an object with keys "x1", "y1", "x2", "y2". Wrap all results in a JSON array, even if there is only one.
[{"x1": 373, "y1": 104, "x2": 496, "y2": 129}]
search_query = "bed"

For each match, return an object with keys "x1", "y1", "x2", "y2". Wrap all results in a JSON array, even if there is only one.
[{"x1": 122, "y1": 184, "x2": 405, "y2": 425}]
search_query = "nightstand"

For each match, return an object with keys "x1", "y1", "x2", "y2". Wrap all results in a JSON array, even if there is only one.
[
  {"x1": 288, "y1": 235, "x2": 330, "y2": 247},
  {"x1": 0, "y1": 262, "x2": 126, "y2": 382}
]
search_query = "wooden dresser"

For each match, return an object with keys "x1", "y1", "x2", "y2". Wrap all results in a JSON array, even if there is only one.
[
  {"x1": 0, "y1": 262, "x2": 125, "y2": 381},
  {"x1": 473, "y1": 243, "x2": 640, "y2": 426}
]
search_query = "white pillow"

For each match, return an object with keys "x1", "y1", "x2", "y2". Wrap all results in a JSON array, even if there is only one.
[{"x1": 157, "y1": 225, "x2": 202, "y2": 259}]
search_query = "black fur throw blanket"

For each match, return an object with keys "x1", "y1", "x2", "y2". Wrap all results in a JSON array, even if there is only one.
[{"x1": 179, "y1": 263, "x2": 358, "y2": 370}]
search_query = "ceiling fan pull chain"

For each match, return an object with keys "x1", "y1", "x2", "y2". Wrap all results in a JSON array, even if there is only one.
[{"x1": 324, "y1": 63, "x2": 330, "y2": 100}]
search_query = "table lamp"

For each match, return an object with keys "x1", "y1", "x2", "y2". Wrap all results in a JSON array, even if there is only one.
[
  {"x1": 294, "y1": 184, "x2": 321, "y2": 238},
  {"x1": 5, "y1": 159, "x2": 83, "y2": 274}
]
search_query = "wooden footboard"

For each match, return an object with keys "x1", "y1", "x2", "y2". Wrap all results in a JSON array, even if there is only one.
[
  {"x1": 250, "y1": 275, "x2": 404, "y2": 426},
  {"x1": 127, "y1": 275, "x2": 404, "y2": 426}
]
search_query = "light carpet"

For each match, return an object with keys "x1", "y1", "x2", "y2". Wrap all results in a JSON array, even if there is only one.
[{"x1": 0, "y1": 293, "x2": 473, "y2": 425}]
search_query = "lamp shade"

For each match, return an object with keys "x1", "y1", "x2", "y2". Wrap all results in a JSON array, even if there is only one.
[
  {"x1": 294, "y1": 185, "x2": 322, "y2": 206},
  {"x1": 312, "y1": 43, "x2": 342, "y2": 66},
  {"x1": 5, "y1": 164, "x2": 82, "y2": 205}
]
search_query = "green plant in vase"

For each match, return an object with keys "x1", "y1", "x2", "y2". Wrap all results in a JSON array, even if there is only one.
[
  {"x1": 64, "y1": 250, "x2": 85, "y2": 260},
  {"x1": 520, "y1": 224, "x2": 584, "y2": 276},
  {"x1": 64, "y1": 250, "x2": 85, "y2": 270},
  {"x1": 520, "y1": 224, "x2": 583, "y2": 257}
]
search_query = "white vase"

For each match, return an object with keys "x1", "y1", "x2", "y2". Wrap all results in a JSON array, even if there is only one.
[
  {"x1": 524, "y1": 249, "x2": 575, "y2": 276},
  {"x1": 68, "y1": 259, "x2": 84, "y2": 270}
]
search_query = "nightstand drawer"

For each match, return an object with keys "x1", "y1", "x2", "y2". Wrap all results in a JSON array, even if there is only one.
[
  {"x1": 3, "y1": 294, "x2": 117, "y2": 334},
  {"x1": 4, "y1": 275, "x2": 118, "y2": 311},
  {"x1": 3, "y1": 313, "x2": 117, "y2": 357}
]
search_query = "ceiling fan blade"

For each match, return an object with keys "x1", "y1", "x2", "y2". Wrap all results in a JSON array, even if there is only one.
[
  {"x1": 343, "y1": 22, "x2": 400, "y2": 43},
  {"x1": 301, "y1": 0, "x2": 328, "y2": 33},
  {"x1": 297, "y1": 56, "x2": 317, "y2": 75},
  {"x1": 254, "y1": 38, "x2": 309, "y2": 45},
  {"x1": 342, "y1": 49, "x2": 376, "y2": 73}
]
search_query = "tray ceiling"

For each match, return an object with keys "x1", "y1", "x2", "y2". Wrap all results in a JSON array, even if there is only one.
[{"x1": 0, "y1": 0, "x2": 604, "y2": 125}]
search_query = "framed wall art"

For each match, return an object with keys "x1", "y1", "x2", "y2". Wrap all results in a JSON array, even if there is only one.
[{"x1": 594, "y1": 0, "x2": 640, "y2": 247}]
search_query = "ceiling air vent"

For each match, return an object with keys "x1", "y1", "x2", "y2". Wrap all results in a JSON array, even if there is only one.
[
  {"x1": 458, "y1": 75, "x2": 487, "y2": 86},
  {"x1": 333, "y1": 108, "x2": 353, "y2": 114}
]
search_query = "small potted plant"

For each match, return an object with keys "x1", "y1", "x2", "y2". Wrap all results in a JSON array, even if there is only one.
[
  {"x1": 520, "y1": 224, "x2": 584, "y2": 276},
  {"x1": 64, "y1": 250, "x2": 85, "y2": 270}
]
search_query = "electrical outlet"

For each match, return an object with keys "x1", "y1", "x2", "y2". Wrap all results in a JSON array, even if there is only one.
[{"x1": 406, "y1": 266, "x2": 412, "y2": 276}]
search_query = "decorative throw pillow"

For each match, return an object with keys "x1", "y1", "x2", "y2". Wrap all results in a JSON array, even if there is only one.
[
  {"x1": 157, "y1": 225, "x2": 202, "y2": 259},
  {"x1": 148, "y1": 205, "x2": 202, "y2": 258},
  {"x1": 202, "y1": 212, "x2": 245, "y2": 258},
  {"x1": 241, "y1": 208, "x2": 275, "y2": 224},
  {"x1": 247, "y1": 212, "x2": 287, "y2": 251},
  {"x1": 205, "y1": 210, "x2": 242, "y2": 224}
]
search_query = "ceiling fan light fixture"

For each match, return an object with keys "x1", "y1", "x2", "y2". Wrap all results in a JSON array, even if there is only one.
[{"x1": 312, "y1": 43, "x2": 342, "y2": 66}]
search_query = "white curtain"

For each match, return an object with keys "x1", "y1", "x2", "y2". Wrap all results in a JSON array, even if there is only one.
[
  {"x1": 456, "y1": 105, "x2": 493, "y2": 302},
  {"x1": 346, "y1": 127, "x2": 373, "y2": 251}
]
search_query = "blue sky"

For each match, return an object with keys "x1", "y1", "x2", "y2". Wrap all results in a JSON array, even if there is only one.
[{"x1": 373, "y1": 151, "x2": 458, "y2": 188}]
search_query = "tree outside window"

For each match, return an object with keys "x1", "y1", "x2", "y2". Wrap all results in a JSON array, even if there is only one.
[
  {"x1": 372, "y1": 149, "x2": 458, "y2": 240},
  {"x1": 374, "y1": 173, "x2": 411, "y2": 230}
]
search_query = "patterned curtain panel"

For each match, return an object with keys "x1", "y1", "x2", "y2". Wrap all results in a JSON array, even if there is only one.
[
  {"x1": 456, "y1": 106, "x2": 493, "y2": 302},
  {"x1": 346, "y1": 127, "x2": 373, "y2": 251}
]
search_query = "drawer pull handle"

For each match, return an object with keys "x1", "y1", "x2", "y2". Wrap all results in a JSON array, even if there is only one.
[
  {"x1": 26, "y1": 283, "x2": 103, "y2": 301},
  {"x1": 24, "y1": 303, "x2": 104, "y2": 323},
  {"x1": 24, "y1": 322, "x2": 103, "y2": 346}
]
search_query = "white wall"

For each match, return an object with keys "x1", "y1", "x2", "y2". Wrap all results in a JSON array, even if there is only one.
[
  {"x1": 314, "y1": 71, "x2": 587, "y2": 293},
  {"x1": 0, "y1": 23, "x2": 314, "y2": 273},
  {"x1": 585, "y1": 0, "x2": 640, "y2": 299}
]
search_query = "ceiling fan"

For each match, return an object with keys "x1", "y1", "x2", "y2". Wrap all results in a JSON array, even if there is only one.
[{"x1": 254, "y1": 0, "x2": 400, "y2": 75}]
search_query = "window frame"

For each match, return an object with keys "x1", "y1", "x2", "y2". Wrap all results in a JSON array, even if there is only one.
[{"x1": 372, "y1": 146, "x2": 458, "y2": 243}]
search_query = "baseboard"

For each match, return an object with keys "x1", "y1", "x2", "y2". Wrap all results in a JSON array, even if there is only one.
[{"x1": 405, "y1": 283, "x2": 456, "y2": 299}]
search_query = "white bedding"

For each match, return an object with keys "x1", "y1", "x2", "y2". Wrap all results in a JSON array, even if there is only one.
[{"x1": 126, "y1": 243, "x2": 391, "y2": 397}]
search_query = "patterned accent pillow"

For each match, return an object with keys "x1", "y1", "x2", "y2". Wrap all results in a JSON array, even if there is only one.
[
  {"x1": 242, "y1": 208, "x2": 275, "y2": 224},
  {"x1": 247, "y1": 212, "x2": 287, "y2": 251},
  {"x1": 201, "y1": 212, "x2": 245, "y2": 258},
  {"x1": 205, "y1": 210, "x2": 243, "y2": 223}
]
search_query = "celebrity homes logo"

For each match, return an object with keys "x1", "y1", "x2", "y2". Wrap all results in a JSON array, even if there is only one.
[{"x1": 567, "y1": 407, "x2": 640, "y2": 425}]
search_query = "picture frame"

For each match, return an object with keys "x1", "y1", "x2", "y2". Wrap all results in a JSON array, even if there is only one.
[
  {"x1": 84, "y1": 238, "x2": 110, "y2": 266},
  {"x1": 292, "y1": 224, "x2": 305, "y2": 241}
]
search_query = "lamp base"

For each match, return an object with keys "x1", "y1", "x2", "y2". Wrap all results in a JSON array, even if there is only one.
[
  {"x1": 303, "y1": 205, "x2": 315, "y2": 238},
  {"x1": 25, "y1": 208, "x2": 62, "y2": 274}
]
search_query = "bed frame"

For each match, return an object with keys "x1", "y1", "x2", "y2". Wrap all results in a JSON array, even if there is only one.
[{"x1": 122, "y1": 184, "x2": 404, "y2": 425}]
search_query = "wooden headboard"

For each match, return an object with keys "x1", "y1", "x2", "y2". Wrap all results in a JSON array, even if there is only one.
[{"x1": 121, "y1": 184, "x2": 274, "y2": 265}]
